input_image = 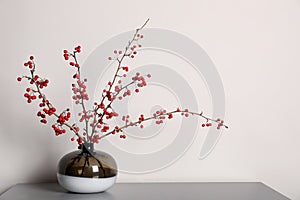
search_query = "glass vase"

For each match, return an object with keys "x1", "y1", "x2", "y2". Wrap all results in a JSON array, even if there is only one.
[{"x1": 57, "y1": 143, "x2": 117, "y2": 193}]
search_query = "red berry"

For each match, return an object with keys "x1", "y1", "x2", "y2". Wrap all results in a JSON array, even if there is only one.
[
  {"x1": 63, "y1": 50, "x2": 68, "y2": 53},
  {"x1": 64, "y1": 54, "x2": 69, "y2": 60},
  {"x1": 29, "y1": 56, "x2": 34, "y2": 60},
  {"x1": 71, "y1": 137, "x2": 75, "y2": 141},
  {"x1": 75, "y1": 46, "x2": 81, "y2": 52},
  {"x1": 17, "y1": 77, "x2": 22, "y2": 82},
  {"x1": 135, "y1": 88, "x2": 139, "y2": 93},
  {"x1": 206, "y1": 123, "x2": 212, "y2": 127},
  {"x1": 202, "y1": 124, "x2": 205, "y2": 127}
]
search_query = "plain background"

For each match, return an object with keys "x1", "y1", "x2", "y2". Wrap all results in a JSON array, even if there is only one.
[{"x1": 1, "y1": 0, "x2": 300, "y2": 199}]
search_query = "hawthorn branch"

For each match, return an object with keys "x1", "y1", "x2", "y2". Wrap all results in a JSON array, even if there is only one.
[
  {"x1": 98, "y1": 109, "x2": 228, "y2": 140},
  {"x1": 25, "y1": 65, "x2": 85, "y2": 142},
  {"x1": 71, "y1": 52, "x2": 90, "y2": 136},
  {"x1": 90, "y1": 19, "x2": 150, "y2": 139}
]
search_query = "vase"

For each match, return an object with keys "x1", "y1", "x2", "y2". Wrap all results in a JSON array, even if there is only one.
[{"x1": 57, "y1": 143, "x2": 117, "y2": 193}]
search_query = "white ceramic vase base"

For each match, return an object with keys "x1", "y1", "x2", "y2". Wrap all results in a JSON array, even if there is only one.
[{"x1": 57, "y1": 173, "x2": 117, "y2": 193}]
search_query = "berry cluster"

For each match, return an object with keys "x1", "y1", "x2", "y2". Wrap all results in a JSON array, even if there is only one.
[
  {"x1": 24, "y1": 92, "x2": 37, "y2": 103},
  {"x1": 63, "y1": 46, "x2": 81, "y2": 67},
  {"x1": 52, "y1": 125, "x2": 66, "y2": 136},
  {"x1": 72, "y1": 79, "x2": 89, "y2": 105},
  {"x1": 35, "y1": 77, "x2": 49, "y2": 89},
  {"x1": 57, "y1": 110, "x2": 71, "y2": 124},
  {"x1": 23, "y1": 56, "x2": 34, "y2": 68},
  {"x1": 216, "y1": 118, "x2": 225, "y2": 130},
  {"x1": 108, "y1": 50, "x2": 123, "y2": 60}
]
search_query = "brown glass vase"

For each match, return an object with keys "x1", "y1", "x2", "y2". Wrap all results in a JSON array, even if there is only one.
[{"x1": 57, "y1": 143, "x2": 117, "y2": 193}]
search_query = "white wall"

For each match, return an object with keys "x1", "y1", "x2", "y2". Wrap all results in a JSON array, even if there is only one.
[{"x1": 1, "y1": 0, "x2": 300, "y2": 199}]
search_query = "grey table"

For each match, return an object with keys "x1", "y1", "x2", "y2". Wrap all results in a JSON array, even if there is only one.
[{"x1": 0, "y1": 182, "x2": 290, "y2": 200}]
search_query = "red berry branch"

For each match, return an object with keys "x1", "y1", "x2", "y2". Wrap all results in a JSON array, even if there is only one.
[
  {"x1": 17, "y1": 56, "x2": 84, "y2": 143},
  {"x1": 17, "y1": 19, "x2": 227, "y2": 146}
]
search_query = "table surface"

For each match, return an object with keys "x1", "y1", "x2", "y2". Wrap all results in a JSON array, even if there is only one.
[{"x1": 0, "y1": 182, "x2": 290, "y2": 200}]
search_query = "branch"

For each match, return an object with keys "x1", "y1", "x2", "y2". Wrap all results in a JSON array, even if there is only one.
[
  {"x1": 98, "y1": 109, "x2": 228, "y2": 140},
  {"x1": 90, "y1": 19, "x2": 150, "y2": 139},
  {"x1": 26, "y1": 61, "x2": 85, "y2": 142}
]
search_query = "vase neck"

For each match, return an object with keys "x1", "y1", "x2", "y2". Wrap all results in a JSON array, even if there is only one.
[{"x1": 81, "y1": 143, "x2": 94, "y2": 154}]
